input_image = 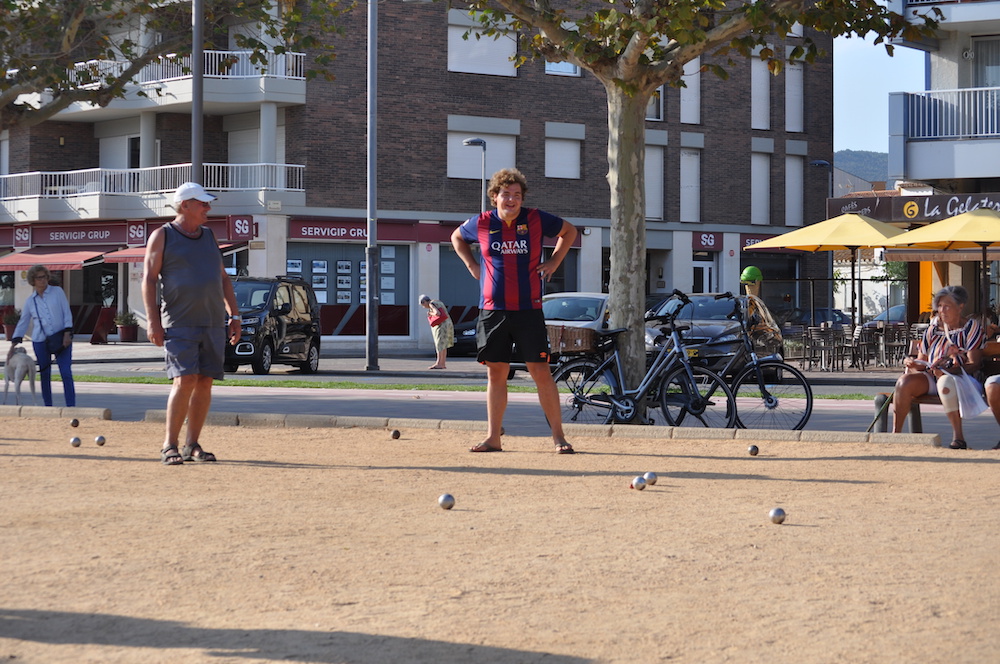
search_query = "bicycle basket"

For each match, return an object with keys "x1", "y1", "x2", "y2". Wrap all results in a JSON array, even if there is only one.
[{"x1": 547, "y1": 325, "x2": 598, "y2": 354}]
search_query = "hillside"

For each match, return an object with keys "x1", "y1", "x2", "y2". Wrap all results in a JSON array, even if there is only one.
[{"x1": 834, "y1": 150, "x2": 888, "y2": 183}]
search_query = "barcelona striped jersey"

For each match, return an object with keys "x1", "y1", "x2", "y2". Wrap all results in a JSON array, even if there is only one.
[{"x1": 458, "y1": 208, "x2": 565, "y2": 311}]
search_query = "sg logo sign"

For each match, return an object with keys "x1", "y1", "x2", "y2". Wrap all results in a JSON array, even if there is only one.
[{"x1": 229, "y1": 215, "x2": 254, "y2": 240}]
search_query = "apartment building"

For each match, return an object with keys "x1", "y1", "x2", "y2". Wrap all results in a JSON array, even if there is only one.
[
  {"x1": 875, "y1": 0, "x2": 1000, "y2": 313},
  {"x1": 0, "y1": 4, "x2": 833, "y2": 351}
]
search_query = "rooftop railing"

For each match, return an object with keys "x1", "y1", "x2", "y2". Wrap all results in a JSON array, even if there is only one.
[
  {"x1": 0, "y1": 163, "x2": 304, "y2": 201},
  {"x1": 905, "y1": 86, "x2": 1000, "y2": 140}
]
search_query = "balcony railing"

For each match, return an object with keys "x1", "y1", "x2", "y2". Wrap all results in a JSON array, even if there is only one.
[
  {"x1": 69, "y1": 49, "x2": 306, "y2": 87},
  {"x1": 905, "y1": 86, "x2": 1000, "y2": 140},
  {"x1": 0, "y1": 163, "x2": 304, "y2": 201}
]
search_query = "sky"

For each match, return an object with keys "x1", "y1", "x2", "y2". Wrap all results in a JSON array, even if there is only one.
[{"x1": 833, "y1": 34, "x2": 927, "y2": 153}]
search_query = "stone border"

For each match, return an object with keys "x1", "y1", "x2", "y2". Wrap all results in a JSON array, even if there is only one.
[
  {"x1": 138, "y1": 409, "x2": 941, "y2": 445},
  {"x1": 0, "y1": 405, "x2": 111, "y2": 420}
]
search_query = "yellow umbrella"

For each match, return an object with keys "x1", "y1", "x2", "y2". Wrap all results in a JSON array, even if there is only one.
[
  {"x1": 881, "y1": 208, "x2": 1000, "y2": 316},
  {"x1": 744, "y1": 213, "x2": 906, "y2": 324}
]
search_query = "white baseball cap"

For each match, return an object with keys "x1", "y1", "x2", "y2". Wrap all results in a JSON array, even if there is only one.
[{"x1": 173, "y1": 182, "x2": 217, "y2": 204}]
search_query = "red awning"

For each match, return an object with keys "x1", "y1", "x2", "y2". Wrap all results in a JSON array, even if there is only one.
[
  {"x1": 102, "y1": 246, "x2": 148, "y2": 264},
  {"x1": 0, "y1": 246, "x2": 113, "y2": 271}
]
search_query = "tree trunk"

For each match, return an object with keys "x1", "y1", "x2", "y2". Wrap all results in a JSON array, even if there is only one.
[{"x1": 603, "y1": 83, "x2": 650, "y2": 390}]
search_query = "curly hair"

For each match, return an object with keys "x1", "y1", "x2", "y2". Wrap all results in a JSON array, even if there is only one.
[
  {"x1": 487, "y1": 168, "x2": 528, "y2": 202},
  {"x1": 26, "y1": 264, "x2": 50, "y2": 285}
]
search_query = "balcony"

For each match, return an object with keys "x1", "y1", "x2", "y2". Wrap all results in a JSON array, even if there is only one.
[
  {"x1": 57, "y1": 50, "x2": 307, "y2": 120},
  {"x1": 889, "y1": 87, "x2": 1000, "y2": 181},
  {"x1": 0, "y1": 163, "x2": 305, "y2": 223}
]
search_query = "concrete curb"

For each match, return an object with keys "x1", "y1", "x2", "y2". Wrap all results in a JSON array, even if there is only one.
[
  {"x1": 0, "y1": 405, "x2": 111, "y2": 420},
  {"x1": 126, "y1": 409, "x2": 936, "y2": 445}
]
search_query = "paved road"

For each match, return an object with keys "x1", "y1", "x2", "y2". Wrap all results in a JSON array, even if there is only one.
[{"x1": 11, "y1": 341, "x2": 1000, "y2": 449}]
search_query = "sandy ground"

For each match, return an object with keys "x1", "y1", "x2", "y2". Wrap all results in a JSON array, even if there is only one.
[{"x1": 1, "y1": 416, "x2": 999, "y2": 664}]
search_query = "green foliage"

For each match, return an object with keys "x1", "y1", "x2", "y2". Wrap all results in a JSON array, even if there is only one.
[
  {"x1": 0, "y1": 0, "x2": 350, "y2": 130},
  {"x1": 872, "y1": 261, "x2": 909, "y2": 282},
  {"x1": 834, "y1": 150, "x2": 889, "y2": 183},
  {"x1": 3, "y1": 308, "x2": 21, "y2": 325},
  {"x1": 113, "y1": 310, "x2": 137, "y2": 326}
]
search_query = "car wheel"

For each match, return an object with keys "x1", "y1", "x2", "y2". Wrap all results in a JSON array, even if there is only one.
[
  {"x1": 299, "y1": 342, "x2": 320, "y2": 374},
  {"x1": 224, "y1": 362, "x2": 239, "y2": 373},
  {"x1": 251, "y1": 340, "x2": 273, "y2": 375}
]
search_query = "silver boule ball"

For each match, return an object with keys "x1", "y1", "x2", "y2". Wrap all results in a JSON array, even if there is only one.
[
  {"x1": 70, "y1": 437, "x2": 81, "y2": 447},
  {"x1": 631, "y1": 476, "x2": 647, "y2": 491},
  {"x1": 642, "y1": 471, "x2": 657, "y2": 486},
  {"x1": 438, "y1": 493, "x2": 455, "y2": 510},
  {"x1": 748, "y1": 445, "x2": 759, "y2": 456},
  {"x1": 95, "y1": 435, "x2": 106, "y2": 446},
  {"x1": 70, "y1": 418, "x2": 79, "y2": 428},
  {"x1": 391, "y1": 429, "x2": 401, "y2": 440},
  {"x1": 770, "y1": 507, "x2": 786, "y2": 524}
]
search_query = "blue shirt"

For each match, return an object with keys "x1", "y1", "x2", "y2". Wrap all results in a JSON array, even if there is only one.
[{"x1": 14, "y1": 285, "x2": 73, "y2": 340}]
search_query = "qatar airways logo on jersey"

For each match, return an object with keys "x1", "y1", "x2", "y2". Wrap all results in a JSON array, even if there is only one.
[{"x1": 491, "y1": 239, "x2": 529, "y2": 254}]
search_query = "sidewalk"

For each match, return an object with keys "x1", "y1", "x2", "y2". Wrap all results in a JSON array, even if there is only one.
[{"x1": 63, "y1": 338, "x2": 902, "y2": 387}]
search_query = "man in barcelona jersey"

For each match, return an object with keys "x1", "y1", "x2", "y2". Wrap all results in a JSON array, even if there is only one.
[{"x1": 452, "y1": 168, "x2": 578, "y2": 454}]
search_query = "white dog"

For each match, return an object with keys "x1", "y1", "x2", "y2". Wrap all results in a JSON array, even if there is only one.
[{"x1": 3, "y1": 346, "x2": 37, "y2": 405}]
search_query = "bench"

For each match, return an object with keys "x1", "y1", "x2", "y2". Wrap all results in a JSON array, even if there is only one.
[{"x1": 871, "y1": 341, "x2": 1000, "y2": 433}]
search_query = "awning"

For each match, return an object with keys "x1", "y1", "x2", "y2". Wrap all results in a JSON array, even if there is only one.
[
  {"x1": 103, "y1": 242, "x2": 247, "y2": 264},
  {"x1": 0, "y1": 246, "x2": 113, "y2": 271},
  {"x1": 102, "y1": 246, "x2": 148, "y2": 264},
  {"x1": 884, "y1": 247, "x2": 1000, "y2": 263}
]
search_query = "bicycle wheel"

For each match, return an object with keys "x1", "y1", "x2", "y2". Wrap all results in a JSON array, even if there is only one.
[
  {"x1": 552, "y1": 359, "x2": 617, "y2": 425},
  {"x1": 658, "y1": 365, "x2": 737, "y2": 428},
  {"x1": 732, "y1": 361, "x2": 813, "y2": 430}
]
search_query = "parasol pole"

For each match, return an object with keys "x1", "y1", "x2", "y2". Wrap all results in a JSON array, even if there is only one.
[
  {"x1": 981, "y1": 242, "x2": 990, "y2": 323},
  {"x1": 849, "y1": 246, "x2": 859, "y2": 327}
]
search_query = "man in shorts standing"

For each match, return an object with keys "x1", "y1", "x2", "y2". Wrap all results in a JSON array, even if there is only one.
[
  {"x1": 451, "y1": 168, "x2": 578, "y2": 453},
  {"x1": 143, "y1": 182, "x2": 242, "y2": 465}
]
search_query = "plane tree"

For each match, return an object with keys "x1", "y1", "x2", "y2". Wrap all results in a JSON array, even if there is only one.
[
  {"x1": 0, "y1": 0, "x2": 347, "y2": 132},
  {"x1": 462, "y1": 0, "x2": 939, "y2": 386}
]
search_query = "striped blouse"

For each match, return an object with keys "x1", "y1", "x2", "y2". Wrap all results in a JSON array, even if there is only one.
[{"x1": 918, "y1": 317, "x2": 985, "y2": 365}]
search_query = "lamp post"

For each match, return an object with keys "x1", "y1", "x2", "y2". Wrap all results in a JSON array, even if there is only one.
[
  {"x1": 809, "y1": 159, "x2": 838, "y2": 323},
  {"x1": 191, "y1": 0, "x2": 204, "y2": 184},
  {"x1": 365, "y1": 0, "x2": 379, "y2": 370},
  {"x1": 463, "y1": 137, "x2": 488, "y2": 213}
]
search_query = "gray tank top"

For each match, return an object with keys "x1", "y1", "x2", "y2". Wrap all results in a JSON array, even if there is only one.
[{"x1": 159, "y1": 223, "x2": 225, "y2": 328}]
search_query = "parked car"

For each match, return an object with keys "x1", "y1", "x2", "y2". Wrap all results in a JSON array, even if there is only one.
[
  {"x1": 644, "y1": 293, "x2": 784, "y2": 376},
  {"x1": 225, "y1": 275, "x2": 322, "y2": 374},
  {"x1": 450, "y1": 319, "x2": 479, "y2": 357},
  {"x1": 863, "y1": 304, "x2": 907, "y2": 328},
  {"x1": 775, "y1": 307, "x2": 853, "y2": 327}
]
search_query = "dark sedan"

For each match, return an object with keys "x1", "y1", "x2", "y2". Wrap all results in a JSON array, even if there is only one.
[{"x1": 644, "y1": 293, "x2": 784, "y2": 376}]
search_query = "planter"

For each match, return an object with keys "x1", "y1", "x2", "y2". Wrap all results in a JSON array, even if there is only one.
[
  {"x1": 117, "y1": 325, "x2": 139, "y2": 342},
  {"x1": 3, "y1": 324, "x2": 15, "y2": 340}
]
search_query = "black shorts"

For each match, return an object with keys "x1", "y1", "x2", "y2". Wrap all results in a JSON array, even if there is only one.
[{"x1": 477, "y1": 309, "x2": 550, "y2": 364}]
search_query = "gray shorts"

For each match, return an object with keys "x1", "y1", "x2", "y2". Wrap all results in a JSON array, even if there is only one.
[{"x1": 163, "y1": 326, "x2": 226, "y2": 380}]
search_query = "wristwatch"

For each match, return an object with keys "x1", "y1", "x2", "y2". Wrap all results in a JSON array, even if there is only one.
[{"x1": 230, "y1": 315, "x2": 242, "y2": 322}]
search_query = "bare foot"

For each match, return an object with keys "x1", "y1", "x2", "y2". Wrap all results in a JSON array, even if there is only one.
[
  {"x1": 554, "y1": 440, "x2": 575, "y2": 454},
  {"x1": 470, "y1": 440, "x2": 502, "y2": 452},
  {"x1": 428, "y1": 365, "x2": 446, "y2": 370}
]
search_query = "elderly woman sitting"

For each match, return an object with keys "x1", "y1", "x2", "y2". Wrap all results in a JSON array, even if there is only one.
[{"x1": 894, "y1": 285, "x2": 984, "y2": 449}]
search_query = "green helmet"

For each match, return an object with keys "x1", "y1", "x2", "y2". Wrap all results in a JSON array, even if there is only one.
[{"x1": 740, "y1": 266, "x2": 763, "y2": 283}]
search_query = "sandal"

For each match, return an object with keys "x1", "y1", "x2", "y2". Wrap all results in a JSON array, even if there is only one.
[
  {"x1": 181, "y1": 443, "x2": 217, "y2": 462},
  {"x1": 555, "y1": 442, "x2": 575, "y2": 454},
  {"x1": 161, "y1": 445, "x2": 184, "y2": 466},
  {"x1": 949, "y1": 439, "x2": 968, "y2": 450},
  {"x1": 469, "y1": 442, "x2": 502, "y2": 453}
]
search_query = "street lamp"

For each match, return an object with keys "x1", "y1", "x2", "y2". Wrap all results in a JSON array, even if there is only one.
[
  {"x1": 367, "y1": 0, "x2": 432, "y2": 371},
  {"x1": 463, "y1": 137, "x2": 488, "y2": 214}
]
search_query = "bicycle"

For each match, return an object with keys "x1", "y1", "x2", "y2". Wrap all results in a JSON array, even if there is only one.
[
  {"x1": 552, "y1": 290, "x2": 737, "y2": 428},
  {"x1": 708, "y1": 292, "x2": 813, "y2": 430}
]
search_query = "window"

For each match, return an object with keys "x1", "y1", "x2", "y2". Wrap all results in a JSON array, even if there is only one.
[
  {"x1": 785, "y1": 155, "x2": 804, "y2": 227},
  {"x1": 785, "y1": 60, "x2": 803, "y2": 133},
  {"x1": 680, "y1": 58, "x2": 701, "y2": 125},
  {"x1": 646, "y1": 86, "x2": 663, "y2": 121},
  {"x1": 751, "y1": 52, "x2": 770, "y2": 130},
  {"x1": 448, "y1": 10, "x2": 517, "y2": 77},
  {"x1": 679, "y1": 149, "x2": 700, "y2": 223},
  {"x1": 545, "y1": 138, "x2": 581, "y2": 179},
  {"x1": 446, "y1": 132, "x2": 517, "y2": 179},
  {"x1": 645, "y1": 145, "x2": 664, "y2": 220},
  {"x1": 751, "y1": 153, "x2": 770, "y2": 225},
  {"x1": 973, "y1": 37, "x2": 1000, "y2": 87},
  {"x1": 546, "y1": 61, "x2": 580, "y2": 76}
]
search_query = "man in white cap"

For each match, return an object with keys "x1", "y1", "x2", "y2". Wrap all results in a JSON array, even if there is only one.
[{"x1": 142, "y1": 182, "x2": 241, "y2": 465}]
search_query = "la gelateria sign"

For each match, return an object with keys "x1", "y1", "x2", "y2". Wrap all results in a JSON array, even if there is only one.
[{"x1": 827, "y1": 193, "x2": 1000, "y2": 224}]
